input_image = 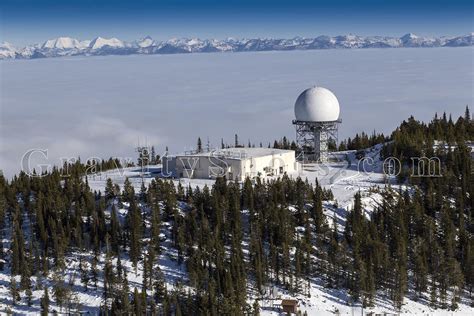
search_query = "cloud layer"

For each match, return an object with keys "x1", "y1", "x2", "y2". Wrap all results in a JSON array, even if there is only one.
[{"x1": 1, "y1": 47, "x2": 473, "y2": 177}]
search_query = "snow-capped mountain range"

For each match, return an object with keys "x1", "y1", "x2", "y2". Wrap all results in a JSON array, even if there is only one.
[{"x1": 1, "y1": 33, "x2": 472, "y2": 60}]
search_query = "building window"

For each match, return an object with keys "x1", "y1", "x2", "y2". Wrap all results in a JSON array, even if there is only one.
[{"x1": 279, "y1": 167, "x2": 284, "y2": 174}]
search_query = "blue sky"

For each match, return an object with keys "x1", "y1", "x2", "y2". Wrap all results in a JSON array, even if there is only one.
[{"x1": 1, "y1": 0, "x2": 472, "y2": 46}]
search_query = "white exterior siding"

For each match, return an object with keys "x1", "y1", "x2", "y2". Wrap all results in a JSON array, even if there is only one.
[{"x1": 172, "y1": 148, "x2": 296, "y2": 182}]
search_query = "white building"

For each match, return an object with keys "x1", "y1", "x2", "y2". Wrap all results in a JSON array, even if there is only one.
[{"x1": 163, "y1": 147, "x2": 297, "y2": 182}]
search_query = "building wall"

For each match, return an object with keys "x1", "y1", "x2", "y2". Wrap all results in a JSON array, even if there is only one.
[
  {"x1": 161, "y1": 156, "x2": 177, "y2": 177},
  {"x1": 174, "y1": 155, "x2": 243, "y2": 180},
  {"x1": 241, "y1": 151, "x2": 296, "y2": 179},
  {"x1": 174, "y1": 151, "x2": 296, "y2": 181}
]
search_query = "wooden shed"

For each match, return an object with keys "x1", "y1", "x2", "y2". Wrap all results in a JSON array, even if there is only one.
[{"x1": 281, "y1": 299, "x2": 298, "y2": 314}]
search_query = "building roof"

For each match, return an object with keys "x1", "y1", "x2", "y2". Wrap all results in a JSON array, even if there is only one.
[
  {"x1": 176, "y1": 147, "x2": 295, "y2": 160},
  {"x1": 294, "y1": 86, "x2": 340, "y2": 122}
]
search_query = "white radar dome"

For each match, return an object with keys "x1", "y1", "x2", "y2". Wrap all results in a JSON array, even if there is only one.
[{"x1": 294, "y1": 86, "x2": 340, "y2": 122}]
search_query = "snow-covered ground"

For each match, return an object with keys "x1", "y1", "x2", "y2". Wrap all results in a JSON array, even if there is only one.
[
  {"x1": 1, "y1": 145, "x2": 473, "y2": 314},
  {"x1": 87, "y1": 144, "x2": 392, "y2": 230},
  {"x1": 0, "y1": 224, "x2": 188, "y2": 315},
  {"x1": 0, "y1": 193, "x2": 189, "y2": 314},
  {"x1": 259, "y1": 285, "x2": 474, "y2": 316}
]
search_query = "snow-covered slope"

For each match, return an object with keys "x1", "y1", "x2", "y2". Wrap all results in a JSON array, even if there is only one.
[
  {"x1": 1, "y1": 145, "x2": 473, "y2": 315},
  {"x1": 1, "y1": 33, "x2": 472, "y2": 60},
  {"x1": 0, "y1": 42, "x2": 16, "y2": 59},
  {"x1": 444, "y1": 33, "x2": 474, "y2": 47},
  {"x1": 135, "y1": 36, "x2": 154, "y2": 48},
  {"x1": 42, "y1": 37, "x2": 82, "y2": 50},
  {"x1": 86, "y1": 145, "x2": 392, "y2": 231},
  {"x1": 89, "y1": 36, "x2": 125, "y2": 50}
]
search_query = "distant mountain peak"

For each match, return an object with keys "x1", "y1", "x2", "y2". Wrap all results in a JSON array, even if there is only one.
[
  {"x1": 136, "y1": 36, "x2": 154, "y2": 48},
  {"x1": 42, "y1": 37, "x2": 81, "y2": 49},
  {"x1": 89, "y1": 37, "x2": 124, "y2": 50},
  {"x1": 1, "y1": 33, "x2": 472, "y2": 60},
  {"x1": 0, "y1": 42, "x2": 16, "y2": 50},
  {"x1": 0, "y1": 42, "x2": 17, "y2": 59},
  {"x1": 401, "y1": 33, "x2": 418, "y2": 40}
]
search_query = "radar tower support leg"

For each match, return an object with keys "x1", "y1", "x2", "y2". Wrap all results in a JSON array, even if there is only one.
[{"x1": 293, "y1": 119, "x2": 341, "y2": 163}]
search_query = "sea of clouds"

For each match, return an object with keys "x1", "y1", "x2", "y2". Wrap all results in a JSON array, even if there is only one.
[{"x1": 1, "y1": 47, "x2": 472, "y2": 178}]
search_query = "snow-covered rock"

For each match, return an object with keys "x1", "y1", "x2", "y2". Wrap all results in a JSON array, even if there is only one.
[
  {"x1": 135, "y1": 35, "x2": 155, "y2": 48},
  {"x1": 89, "y1": 36, "x2": 125, "y2": 50},
  {"x1": 0, "y1": 42, "x2": 16, "y2": 59},
  {"x1": 1, "y1": 33, "x2": 472, "y2": 60},
  {"x1": 443, "y1": 33, "x2": 474, "y2": 47},
  {"x1": 42, "y1": 37, "x2": 82, "y2": 50},
  {"x1": 400, "y1": 33, "x2": 438, "y2": 47}
]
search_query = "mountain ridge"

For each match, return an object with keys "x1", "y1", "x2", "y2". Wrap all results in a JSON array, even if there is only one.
[{"x1": 1, "y1": 33, "x2": 472, "y2": 60}]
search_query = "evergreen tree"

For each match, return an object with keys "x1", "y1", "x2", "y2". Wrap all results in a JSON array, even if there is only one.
[
  {"x1": 0, "y1": 119, "x2": 472, "y2": 314},
  {"x1": 129, "y1": 199, "x2": 142, "y2": 269},
  {"x1": 133, "y1": 287, "x2": 142, "y2": 315},
  {"x1": 10, "y1": 277, "x2": 20, "y2": 304},
  {"x1": 151, "y1": 145, "x2": 156, "y2": 164},
  {"x1": 79, "y1": 256, "x2": 89, "y2": 291},
  {"x1": 91, "y1": 252, "x2": 99, "y2": 289},
  {"x1": 105, "y1": 178, "x2": 116, "y2": 202},
  {"x1": 197, "y1": 137, "x2": 203, "y2": 153},
  {"x1": 41, "y1": 288, "x2": 50, "y2": 316}
]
